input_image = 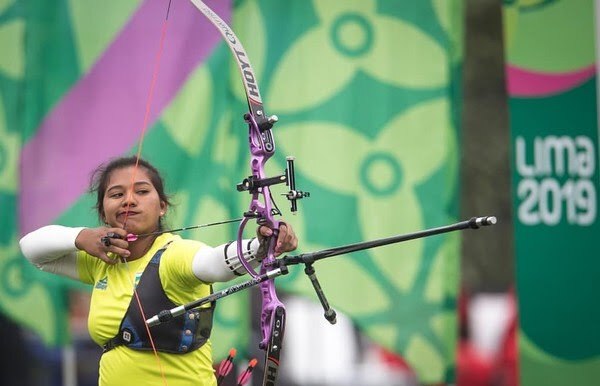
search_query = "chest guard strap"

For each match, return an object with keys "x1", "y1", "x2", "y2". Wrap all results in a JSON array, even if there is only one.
[{"x1": 103, "y1": 243, "x2": 215, "y2": 354}]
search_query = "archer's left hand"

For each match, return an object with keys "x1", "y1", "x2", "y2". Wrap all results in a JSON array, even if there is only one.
[{"x1": 257, "y1": 222, "x2": 298, "y2": 257}]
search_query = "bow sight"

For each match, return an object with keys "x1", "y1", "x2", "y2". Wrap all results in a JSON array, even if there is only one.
[{"x1": 237, "y1": 156, "x2": 310, "y2": 215}]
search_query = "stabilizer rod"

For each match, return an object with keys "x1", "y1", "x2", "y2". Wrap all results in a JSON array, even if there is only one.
[{"x1": 283, "y1": 216, "x2": 497, "y2": 265}]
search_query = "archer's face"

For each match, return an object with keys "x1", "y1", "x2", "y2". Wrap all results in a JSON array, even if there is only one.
[{"x1": 102, "y1": 166, "x2": 166, "y2": 234}]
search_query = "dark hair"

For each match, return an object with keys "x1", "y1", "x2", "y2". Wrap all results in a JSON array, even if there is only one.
[{"x1": 90, "y1": 156, "x2": 171, "y2": 226}]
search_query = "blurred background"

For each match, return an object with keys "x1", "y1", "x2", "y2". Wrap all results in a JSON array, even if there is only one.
[{"x1": 1, "y1": 0, "x2": 598, "y2": 385}]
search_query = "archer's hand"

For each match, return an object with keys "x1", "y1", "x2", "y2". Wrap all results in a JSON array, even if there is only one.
[
  {"x1": 75, "y1": 227, "x2": 130, "y2": 264},
  {"x1": 257, "y1": 222, "x2": 298, "y2": 257}
]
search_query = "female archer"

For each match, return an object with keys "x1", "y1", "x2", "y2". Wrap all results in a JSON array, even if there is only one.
[{"x1": 19, "y1": 156, "x2": 298, "y2": 385}]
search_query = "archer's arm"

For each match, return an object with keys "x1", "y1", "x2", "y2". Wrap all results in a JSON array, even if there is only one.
[
  {"x1": 191, "y1": 238, "x2": 263, "y2": 283},
  {"x1": 19, "y1": 225, "x2": 85, "y2": 280},
  {"x1": 192, "y1": 223, "x2": 297, "y2": 282}
]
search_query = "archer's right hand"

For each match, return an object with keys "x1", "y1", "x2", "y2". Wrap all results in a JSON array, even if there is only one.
[{"x1": 75, "y1": 227, "x2": 130, "y2": 264}]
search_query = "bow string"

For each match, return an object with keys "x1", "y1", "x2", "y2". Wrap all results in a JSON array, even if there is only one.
[{"x1": 117, "y1": 1, "x2": 296, "y2": 385}]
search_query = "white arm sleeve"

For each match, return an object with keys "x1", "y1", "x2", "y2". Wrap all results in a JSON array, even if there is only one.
[
  {"x1": 192, "y1": 238, "x2": 263, "y2": 283},
  {"x1": 19, "y1": 225, "x2": 86, "y2": 280}
]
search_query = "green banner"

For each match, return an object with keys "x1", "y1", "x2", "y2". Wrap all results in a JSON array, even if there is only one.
[
  {"x1": 504, "y1": 0, "x2": 600, "y2": 384},
  {"x1": 2, "y1": 1, "x2": 462, "y2": 382}
]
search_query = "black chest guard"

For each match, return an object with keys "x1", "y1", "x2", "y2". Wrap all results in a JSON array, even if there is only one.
[{"x1": 103, "y1": 243, "x2": 215, "y2": 354}]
